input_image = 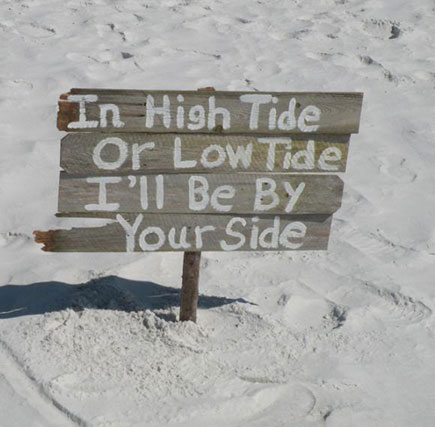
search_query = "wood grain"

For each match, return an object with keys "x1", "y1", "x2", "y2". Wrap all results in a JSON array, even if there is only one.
[
  {"x1": 34, "y1": 214, "x2": 332, "y2": 252},
  {"x1": 58, "y1": 173, "x2": 344, "y2": 215},
  {"x1": 57, "y1": 89, "x2": 363, "y2": 135},
  {"x1": 60, "y1": 133, "x2": 350, "y2": 174},
  {"x1": 180, "y1": 252, "x2": 201, "y2": 322}
]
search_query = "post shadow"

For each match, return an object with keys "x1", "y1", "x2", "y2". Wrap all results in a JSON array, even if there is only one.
[{"x1": 0, "y1": 275, "x2": 254, "y2": 320}]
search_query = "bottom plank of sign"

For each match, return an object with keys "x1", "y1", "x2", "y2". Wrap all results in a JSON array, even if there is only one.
[{"x1": 34, "y1": 214, "x2": 332, "y2": 252}]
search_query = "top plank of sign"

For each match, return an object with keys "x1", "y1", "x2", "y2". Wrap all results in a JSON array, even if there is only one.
[{"x1": 57, "y1": 89, "x2": 363, "y2": 135}]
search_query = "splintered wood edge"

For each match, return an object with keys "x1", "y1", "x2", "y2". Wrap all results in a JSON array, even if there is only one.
[
  {"x1": 33, "y1": 230, "x2": 56, "y2": 252},
  {"x1": 57, "y1": 100, "x2": 78, "y2": 131}
]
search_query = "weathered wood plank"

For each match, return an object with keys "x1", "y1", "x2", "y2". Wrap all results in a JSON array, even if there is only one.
[
  {"x1": 57, "y1": 90, "x2": 363, "y2": 135},
  {"x1": 58, "y1": 173, "x2": 343, "y2": 215},
  {"x1": 34, "y1": 214, "x2": 332, "y2": 252},
  {"x1": 60, "y1": 133, "x2": 350, "y2": 174}
]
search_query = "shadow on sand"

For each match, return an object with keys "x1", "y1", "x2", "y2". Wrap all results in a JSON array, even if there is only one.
[{"x1": 0, "y1": 275, "x2": 253, "y2": 320}]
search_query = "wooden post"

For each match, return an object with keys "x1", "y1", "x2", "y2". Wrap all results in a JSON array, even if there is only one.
[
  {"x1": 179, "y1": 251, "x2": 201, "y2": 322},
  {"x1": 179, "y1": 86, "x2": 211, "y2": 323}
]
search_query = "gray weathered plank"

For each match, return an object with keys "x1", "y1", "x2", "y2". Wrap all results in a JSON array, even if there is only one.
[
  {"x1": 60, "y1": 133, "x2": 350, "y2": 174},
  {"x1": 34, "y1": 214, "x2": 332, "y2": 252},
  {"x1": 57, "y1": 89, "x2": 363, "y2": 135},
  {"x1": 58, "y1": 173, "x2": 343, "y2": 215}
]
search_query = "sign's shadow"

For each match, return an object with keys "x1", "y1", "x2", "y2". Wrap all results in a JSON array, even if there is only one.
[{"x1": 0, "y1": 275, "x2": 254, "y2": 320}]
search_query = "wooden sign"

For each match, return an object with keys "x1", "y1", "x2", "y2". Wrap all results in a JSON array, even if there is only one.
[
  {"x1": 58, "y1": 89, "x2": 363, "y2": 135},
  {"x1": 34, "y1": 214, "x2": 332, "y2": 252},
  {"x1": 35, "y1": 88, "x2": 363, "y2": 254},
  {"x1": 34, "y1": 87, "x2": 363, "y2": 322},
  {"x1": 34, "y1": 89, "x2": 362, "y2": 322},
  {"x1": 58, "y1": 173, "x2": 343, "y2": 215},
  {"x1": 61, "y1": 133, "x2": 350, "y2": 174}
]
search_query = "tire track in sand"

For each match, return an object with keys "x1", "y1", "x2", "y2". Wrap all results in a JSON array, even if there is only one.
[{"x1": 0, "y1": 338, "x2": 89, "y2": 427}]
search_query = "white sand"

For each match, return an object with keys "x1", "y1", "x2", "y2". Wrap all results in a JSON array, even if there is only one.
[{"x1": 1, "y1": 0, "x2": 435, "y2": 426}]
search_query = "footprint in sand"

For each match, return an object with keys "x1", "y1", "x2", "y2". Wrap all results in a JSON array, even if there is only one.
[
  {"x1": 16, "y1": 22, "x2": 56, "y2": 39},
  {"x1": 363, "y1": 282, "x2": 432, "y2": 325}
]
